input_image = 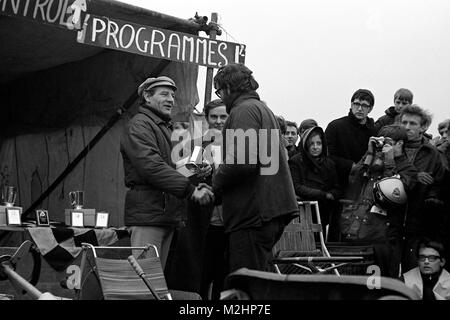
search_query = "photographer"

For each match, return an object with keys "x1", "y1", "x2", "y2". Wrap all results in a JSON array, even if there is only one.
[{"x1": 339, "y1": 125, "x2": 417, "y2": 277}]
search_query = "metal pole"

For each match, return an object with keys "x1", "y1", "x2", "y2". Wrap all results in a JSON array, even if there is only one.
[
  {"x1": 203, "y1": 13, "x2": 218, "y2": 109},
  {"x1": 1, "y1": 263, "x2": 43, "y2": 299}
]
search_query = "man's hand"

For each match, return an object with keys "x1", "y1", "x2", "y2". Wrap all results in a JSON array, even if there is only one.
[
  {"x1": 367, "y1": 136, "x2": 382, "y2": 154},
  {"x1": 191, "y1": 186, "x2": 214, "y2": 205},
  {"x1": 325, "y1": 193, "x2": 335, "y2": 200},
  {"x1": 417, "y1": 172, "x2": 434, "y2": 185}
]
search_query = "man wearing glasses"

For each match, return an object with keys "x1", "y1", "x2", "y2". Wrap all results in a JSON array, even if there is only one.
[
  {"x1": 325, "y1": 89, "x2": 377, "y2": 190},
  {"x1": 403, "y1": 238, "x2": 450, "y2": 300},
  {"x1": 375, "y1": 88, "x2": 414, "y2": 133}
]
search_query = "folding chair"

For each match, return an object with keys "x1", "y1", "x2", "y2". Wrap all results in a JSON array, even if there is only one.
[
  {"x1": 221, "y1": 268, "x2": 420, "y2": 300},
  {"x1": 272, "y1": 201, "x2": 365, "y2": 276},
  {"x1": 0, "y1": 240, "x2": 67, "y2": 300},
  {"x1": 77, "y1": 243, "x2": 173, "y2": 300}
]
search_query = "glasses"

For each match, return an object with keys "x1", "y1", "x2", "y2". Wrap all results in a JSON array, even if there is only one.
[
  {"x1": 352, "y1": 102, "x2": 371, "y2": 110},
  {"x1": 215, "y1": 87, "x2": 224, "y2": 98},
  {"x1": 418, "y1": 255, "x2": 440, "y2": 262}
]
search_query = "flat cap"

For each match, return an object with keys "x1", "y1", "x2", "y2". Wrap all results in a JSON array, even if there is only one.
[{"x1": 137, "y1": 76, "x2": 177, "y2": 96}]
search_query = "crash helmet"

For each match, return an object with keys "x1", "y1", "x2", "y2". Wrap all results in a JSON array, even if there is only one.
[{"x1": 373, "y1": 175, "x2": 407, "y2": 210}]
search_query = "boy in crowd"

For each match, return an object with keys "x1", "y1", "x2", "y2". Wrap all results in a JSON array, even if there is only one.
[{"x1": 375, "y1": 88, "x2": 413, "y2": 132}]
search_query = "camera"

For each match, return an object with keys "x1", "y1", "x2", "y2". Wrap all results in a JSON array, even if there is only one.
[{"x1": 372, "y1": 136, "x2": 385, "y2": 149}]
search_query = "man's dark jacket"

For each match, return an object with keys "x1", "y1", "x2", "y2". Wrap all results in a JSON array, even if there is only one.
[
  {"x1": 325, "y1": 110, "x2": 377, "y2": 185},
  {"x1": 120, "y1": 106, "x2": 195, "y2": 227},
  {"x1": 212, "y1": 91, "x2": 299, "y2": 233},
  {"x1": 404, "y1": 139, "x2": 445, "y2": 235},
  {"x1": 375, "y1": 106, "x2": 401, "y2": 133}
]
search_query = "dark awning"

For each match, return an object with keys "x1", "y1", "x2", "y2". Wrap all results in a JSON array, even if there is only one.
[{"x1": 0, "y1": 0, "x2": 203, "y2": 83}]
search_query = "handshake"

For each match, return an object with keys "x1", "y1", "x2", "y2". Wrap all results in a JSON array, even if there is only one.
[{"x1": 191, "y1": 183, "x2": 215, "y2": 205}]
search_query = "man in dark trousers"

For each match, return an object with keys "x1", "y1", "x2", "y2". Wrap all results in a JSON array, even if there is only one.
[
  {"x1": 120, "y1": 76, "x2": 213, "y2": 270},
  {"x1": 325, "y1": 89, "x2": 377, "y2": 188},
  {"x1": 212, "y1": 63, "x2": 299, "y2": 274}
]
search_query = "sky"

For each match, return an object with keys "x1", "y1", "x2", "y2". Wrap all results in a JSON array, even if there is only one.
[{"x1": 120, "y1": 0, "x2": 450, "y2": 137}]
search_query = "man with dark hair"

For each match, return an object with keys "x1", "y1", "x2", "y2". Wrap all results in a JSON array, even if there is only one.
[
  {"x1": 212, "y1": 63, "x2": 299, "y2": 273},
  {"x1": 399, "y1": 104, "x2": 446, "y2": 272},
  {"x1": 338, "y1": 124, "x2": 416, "y2": 277},
  {"x1": 402, "y1": 238, "x2": 450, "y2": 300},
  {"x1": 375, "y1": 88, "x2": 414, "y2": 132},
  {"x1": 284, "y1": 120, "x2": 300, "y2": 158},
  {"x1": 325, "y1": 89, "x2": 377, "y2": 188},
  {"x1": 120, "y1": 76, "x2": 213, "y2": 270}
]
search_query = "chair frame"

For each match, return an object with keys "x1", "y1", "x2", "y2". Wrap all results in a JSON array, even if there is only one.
[{"x1": 273, "y1": 201, "x2": 364, "y2": 276}]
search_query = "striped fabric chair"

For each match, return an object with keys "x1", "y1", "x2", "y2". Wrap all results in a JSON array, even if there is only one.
[{"x1": 78, "y1": 243, "x2": 172, "y2": 300}]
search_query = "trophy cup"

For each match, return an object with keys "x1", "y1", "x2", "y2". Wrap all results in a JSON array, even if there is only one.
[
  {"x1": 0, "y1": 186, "x2": 23, "y2": 226},
  {"x1": 65, "y1": 190, "x2": 96, "y2": 227},
  {"x1": 2, "y1": 186, "x2": 17, "y2": 207},
  {"x1": 69, "y1": 191, "x2": 84, "y2": 210}
]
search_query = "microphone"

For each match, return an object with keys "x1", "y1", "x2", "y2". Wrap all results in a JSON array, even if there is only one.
[{"x1": 127, "y1": 255, "x2": 161, "y2": 300}]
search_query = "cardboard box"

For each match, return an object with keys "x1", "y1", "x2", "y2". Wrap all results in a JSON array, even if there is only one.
[
  {"x1": 64, "y1": 208, "x2": 96, "y2": 227},
  {"x1": 0, "y1": 205, "x2": 23, "y2": 226}
]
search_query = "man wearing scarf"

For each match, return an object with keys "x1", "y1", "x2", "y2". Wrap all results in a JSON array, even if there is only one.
[
  {"x1": 399, "y1": 105, "x2": 446, "y2": 273},
  {"x1": 325, "y1": 89, "x2": 378, "y2": 189}
]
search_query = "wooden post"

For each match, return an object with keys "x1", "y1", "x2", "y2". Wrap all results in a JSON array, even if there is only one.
[{"x1": 203, "y1": 12, "x2": 218, "y2": 111}]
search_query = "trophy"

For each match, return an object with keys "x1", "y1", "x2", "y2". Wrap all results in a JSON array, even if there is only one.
[
  {"x1": 69, "y1": 191, "x2": 84, "y2": 209},
  {"x1": 0, "y1": 186, "x2": 22, "y2": 226},
  {"x1": 2, "y1": 186, "x2": 17, "y2": 207},
  {"x1": 65, "y1": 190, "x2": 96, "y2": 227}
]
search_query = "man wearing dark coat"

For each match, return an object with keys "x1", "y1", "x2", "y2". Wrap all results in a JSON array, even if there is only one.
[
  {"x1": 120, "y1": 76, "x2": 213, "y2": 270},
  {"x1": 325, "y1": 89, "x2": 378, "y2": 188},
  {"x1": 212, "y1": 63, "x2": 299, "y2": 273}
]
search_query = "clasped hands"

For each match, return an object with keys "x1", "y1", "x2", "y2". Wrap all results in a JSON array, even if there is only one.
[{"x1": 191, "y1": 182, "x2": 214, "y2": 205}]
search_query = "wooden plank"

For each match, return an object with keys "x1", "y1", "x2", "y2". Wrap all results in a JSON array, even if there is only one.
[
  {"x1": 77, "y1": 14, "x2": 246, "y2": 68},
  {"x1": 0, "y1": 0, "x2": 88, "y2": 30}
]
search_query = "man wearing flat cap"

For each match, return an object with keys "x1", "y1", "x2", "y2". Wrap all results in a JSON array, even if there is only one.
[
  {"x1": 325, "y1": 89, "x2": 377, "y2": 191},
  {"x1": 120, "y1": 76, "x2": 213, "y2": 270}
]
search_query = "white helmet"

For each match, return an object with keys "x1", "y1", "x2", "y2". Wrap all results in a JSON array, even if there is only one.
[{"x1": 373, "y1": 176, "x2": 407, "y2": 210}]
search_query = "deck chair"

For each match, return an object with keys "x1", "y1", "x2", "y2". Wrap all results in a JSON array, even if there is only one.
[
  {"x1": 77, "y1": 243, "x2": 198, "y2": 300},
  {"x1": 0, "y1": 240, "x2": 67, "y2": 300},
  {"x1": 272, "y1": 201, "x2": 366, "y2": 275},
  {"x1": 221, "y1": 268, "x2": 420, "y2": 300}
]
